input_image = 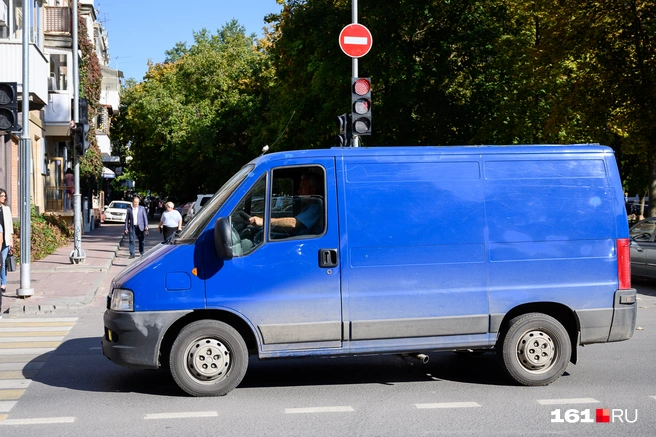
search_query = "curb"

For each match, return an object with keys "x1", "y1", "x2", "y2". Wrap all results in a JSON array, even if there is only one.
[{"x1": 7, "y1": 239, "x2": 122, "y2": 316}]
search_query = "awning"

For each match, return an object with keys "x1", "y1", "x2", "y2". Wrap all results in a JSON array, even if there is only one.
[{"x1": 102, "y1": 167, "x2": 116, "y2": 179}]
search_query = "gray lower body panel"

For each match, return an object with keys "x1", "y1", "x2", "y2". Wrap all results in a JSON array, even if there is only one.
[{"x1": 576, "y1": 289, "x2": 637, "y2": 344}]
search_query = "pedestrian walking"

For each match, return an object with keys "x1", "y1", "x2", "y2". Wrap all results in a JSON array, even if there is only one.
[
  {"x1": 64, "y1": 168, "x2": 74, "y2": 211},
  {"x1": 158, "y1": 201, "x2": 183, "y2": 241},
  {"x1": 124, "y1": 195, "x2": 149, "y2": 259},
  {"x1": 0, "y1": 188, "x2": 14, "y2": 317}
]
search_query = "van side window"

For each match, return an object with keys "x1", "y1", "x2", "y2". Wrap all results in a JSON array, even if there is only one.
[
  {"x1": 230, "y1": 175, "x2": 266, "y2": 256},
  {"x1": 269, "y1": 166, "x2": 325, "y2": 240}
]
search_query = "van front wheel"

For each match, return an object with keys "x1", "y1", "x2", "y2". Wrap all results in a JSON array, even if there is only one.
[
  {"x1": 499, "y1": 313, "x2": 571, "y2": 386},
  {"x1": 170, "y1": 320, "x2": 248, "y2": 397}
]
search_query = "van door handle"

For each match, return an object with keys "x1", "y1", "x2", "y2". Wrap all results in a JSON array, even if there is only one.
[{"x1": 319, "y1": 249, "x2": 338, "y2": 268}]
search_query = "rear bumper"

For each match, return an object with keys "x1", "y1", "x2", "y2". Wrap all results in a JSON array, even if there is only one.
[
  {"x1": 607, "y1": 289, "x2": 638, "y2": 342},
  {"x1": 102, "y1": 309, "x2": 191, "y2": 369},
  {"x1": 576, "y1": 289, "x2": 637, "y2": 344}
]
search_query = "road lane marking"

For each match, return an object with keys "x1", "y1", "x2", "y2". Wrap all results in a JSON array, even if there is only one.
[
  {"x1": 144, "y1": 411, "x2": 218, "y2": 419},
  {"x1": 0, "y1": 362, "x2": 44, "y2": 371},
  {"x1": 0, "y1": 380, "x2": 31, "y2": 389},
  {"x1": 0, "y1": 348, "x2": 56, "y2": 355},
  {"x1": 0, "y1": 401, "x2": 17, "y2": 413},
  {"x1": 0, "y1": 371, "x2": 38, "y2": 379},
  {"x1": 0, "y1": 416, "x2": 75, "y2": 425},
  {"x1": 0, "y1": 328, "x2": 71, "y2": 334},
  {"x1": 0, "y1": 337, "x2": 66, "y2": 343},
  {"x1": 0, "y1": 342, "x2": 62, "y2": 349},
  {"x1": 537, "y1": 398, "x2": 599, "y2": 405},
  {"x1": 0, "y1": 322, "x2": 76, "y2": 327},
  {"x1": 415, "y1": 402, "x2": 481, "y2": 409},
  {"x1": 284, "y1": 406, "x2": 354, "y2": 414},
  {"x1": 0, "y1": 318, "x2": 77, "y2": 323},
  {"x1": 0, "y1": 390, "x2": 25, "y2": 400}
]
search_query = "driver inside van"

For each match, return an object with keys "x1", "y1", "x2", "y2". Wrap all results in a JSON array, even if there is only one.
[{"x1": 249, "y1": 173, "x2": 323, "y2": 236}]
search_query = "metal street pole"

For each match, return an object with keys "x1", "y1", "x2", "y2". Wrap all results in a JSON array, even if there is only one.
[
  {"x1": 70, "y1": 0, "x2": 86, "y2": 264},
  {"x1": 352, "y1": 0, "x2": 360, "y2": 147},
  {"x1": 17, "y1": 0, "x2": 34, "y2": 297}
]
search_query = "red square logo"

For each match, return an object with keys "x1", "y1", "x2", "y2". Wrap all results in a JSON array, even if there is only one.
[{"x1": 596, "y1": 408, "x2": 610, "y2": 423}]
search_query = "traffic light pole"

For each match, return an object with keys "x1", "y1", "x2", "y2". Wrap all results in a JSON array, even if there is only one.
[
  {"x1": 16, "y1": 0, "x2": 33, "y2": 297},
  {"x1": 352, "y1": 0, "x2": 360, "y2": 147},
  {"x1": 69, "y1": 0, "x2": 86, "y2": 264}
]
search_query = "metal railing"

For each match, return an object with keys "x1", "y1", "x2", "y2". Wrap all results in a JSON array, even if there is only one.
[
  {"x1": 44, "y1": 6, "x2": 71, "y2": 35},
  {"x1": 45, "y1": 186, "x2": 69, "y2": 212}
]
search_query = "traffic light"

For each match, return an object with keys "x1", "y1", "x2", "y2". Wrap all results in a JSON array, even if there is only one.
[
  {"x1": 79, "y1": 98, "x2": 89, "y2": 124},
  {"x1": 0, "y1": 82, "x2": 21, "y2": 133},
  {"x1": 72, "y1": 122, "x2": 90, "y2": 155},
  {"x1": 336, "y1": 113, "x2": 352, "y2": 146},
  {"x1": 351, "y1": 77, "x2": 372, "y2": 136}
]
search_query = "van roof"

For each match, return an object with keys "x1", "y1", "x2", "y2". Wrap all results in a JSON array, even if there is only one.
[{"x1": 252, "y1": 144, "x2": 613, "y2": 165}]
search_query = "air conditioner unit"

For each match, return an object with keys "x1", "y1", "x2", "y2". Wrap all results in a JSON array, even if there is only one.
[
  {"x1": 48, "y1": 76, "x2": 58, "y2": 92},
  {"x1": 0, "y1": 2, "x2": 8, "y2": 27}
]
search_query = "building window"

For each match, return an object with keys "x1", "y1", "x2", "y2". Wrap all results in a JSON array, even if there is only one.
[
  {"x1": 0, "y1": 0, "x2": 44, "y2": 46},
  {"x1": 49, "y1": 53, "x2": 68, "y2": 90}
]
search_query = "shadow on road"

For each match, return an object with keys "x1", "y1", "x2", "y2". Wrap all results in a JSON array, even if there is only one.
[{"x1": 24, "y1": 337, "x2": 535, "y2": 397}]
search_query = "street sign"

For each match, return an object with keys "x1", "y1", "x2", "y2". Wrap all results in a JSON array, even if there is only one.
[{"x1": 339, "y1": 24, "x2": 373, "y2": 58}]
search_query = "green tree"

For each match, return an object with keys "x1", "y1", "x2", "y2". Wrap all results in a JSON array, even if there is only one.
[
  {"x1": 77, "y1": 12, "x2": 103, "y2": 194},
  {"x1": 114, "y1": 21, "x2": 273, "y2": 199}
]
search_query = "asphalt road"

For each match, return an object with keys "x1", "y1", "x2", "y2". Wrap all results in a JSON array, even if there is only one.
[{"x1": 1, "y1": 282, "x2": 655, "y2": 436}]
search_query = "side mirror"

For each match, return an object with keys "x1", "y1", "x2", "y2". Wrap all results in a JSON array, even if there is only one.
[{"x1": 214, "y1": 217, "x2": 234, "y2": 260}]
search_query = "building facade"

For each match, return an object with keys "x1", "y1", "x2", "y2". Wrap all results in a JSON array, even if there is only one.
[{"x1": 0, "y1": 0, "x2": 121, "y2": 220}]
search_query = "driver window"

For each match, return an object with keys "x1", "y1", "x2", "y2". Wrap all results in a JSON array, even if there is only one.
[
  {"x1": 230, "y1": 175, "x2": 266, "y2": 256},
  {"x1": 269, "y1": 166, "x2": 325, "y2": 240}
]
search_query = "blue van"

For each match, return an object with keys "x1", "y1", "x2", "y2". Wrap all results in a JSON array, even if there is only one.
[{"x1": 102, "y1": 145, "x2": 636, "y2": 396}]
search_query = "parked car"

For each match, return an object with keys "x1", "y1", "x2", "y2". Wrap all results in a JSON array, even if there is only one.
[
  {"x1": 180, "y1": 201, "x2": 194, "y2": 223},
  {"x1": 182, "y1": 194, "x2": 213, "y2": 223},
  {"x1": 103, "y1": 201, "x2": 131, "y2": 223},
  {"x1": 630, "y1": 217, "x2": 656, "y2": 279}
]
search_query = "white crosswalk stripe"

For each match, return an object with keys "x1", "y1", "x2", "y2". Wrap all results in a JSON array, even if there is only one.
[{"x1": 0, "y1": 317, "x2": 77, "y2": 422}]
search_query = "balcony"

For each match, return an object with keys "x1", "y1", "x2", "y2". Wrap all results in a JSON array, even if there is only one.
[
  {"x1": 0, "y1": 40, "x2": 49, "y2": 104},
  {"x1": 44, "y1": 6, "x2": 72, "y2": 35}
]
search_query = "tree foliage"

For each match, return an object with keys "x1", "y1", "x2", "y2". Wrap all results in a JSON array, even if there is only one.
[
  {"x1": 78, "y1": 12, "x2": 104, "y2": 193},
  {"x1": 114, "y1": 21, "x2": 273, "y2": 198},
  {"x1": 117, "y1": 1, "x2": 656, "y2": 211}
]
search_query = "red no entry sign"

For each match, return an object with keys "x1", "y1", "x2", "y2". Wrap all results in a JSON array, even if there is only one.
[{"x1": 339, "y1": 24, "x2": 373, "y2": 58}]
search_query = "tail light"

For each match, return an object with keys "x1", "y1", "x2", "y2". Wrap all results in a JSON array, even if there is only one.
[{"x1": 617, "y1": 238, "x2": 631, "y2": 289}]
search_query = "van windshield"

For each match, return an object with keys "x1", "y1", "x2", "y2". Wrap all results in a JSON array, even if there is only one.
[{"x1": 177, "y1": 164, "x2": 255, "y2": 241}]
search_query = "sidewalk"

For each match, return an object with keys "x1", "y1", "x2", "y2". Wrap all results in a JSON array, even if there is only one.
[{"x1": 1, "y1": 215, "x2": 161, "y2": 317}]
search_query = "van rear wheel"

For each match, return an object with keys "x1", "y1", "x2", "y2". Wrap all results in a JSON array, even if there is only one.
[
  {"x1": 499, "y1": 313, "x2": 571, "y2": 386},
  {"x1": 170, "y1": 320, "x2": 248, "y2": 397}
]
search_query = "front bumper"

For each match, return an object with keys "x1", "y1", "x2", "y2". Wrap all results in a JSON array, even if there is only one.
[{"x1": 102, "y1": 309, "x2": 191, "y2": 369}]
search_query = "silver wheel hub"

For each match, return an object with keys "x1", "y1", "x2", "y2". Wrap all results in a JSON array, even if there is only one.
[
  {"x1": 185, "y1": 338, "x2": 230, "y2": 382},
  {"x1": 517, "y1": 330, "x2": 555, "y2": 371}
]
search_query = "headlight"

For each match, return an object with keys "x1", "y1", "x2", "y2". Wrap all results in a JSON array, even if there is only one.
[{"x1": 110, "y1": 288, "x2": 134, "y2": 311}]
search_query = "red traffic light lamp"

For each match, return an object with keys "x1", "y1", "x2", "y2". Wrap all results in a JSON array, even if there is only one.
[{"x1": 351, "y1": 77, "x2": 372, "y2": 135}]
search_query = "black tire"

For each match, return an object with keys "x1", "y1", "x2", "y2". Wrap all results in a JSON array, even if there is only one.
[
  {"x1": 170, "y1": 320, "x2": 248, "y2": 397},
  {"x1": 498, "y1": 313, "x2": 571, "y2": 386}
]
